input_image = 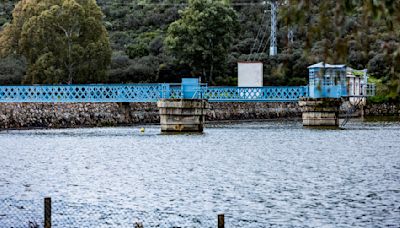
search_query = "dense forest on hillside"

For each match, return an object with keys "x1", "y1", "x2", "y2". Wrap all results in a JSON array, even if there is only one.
[{"x1": 0, "y1": 0, "x2": 399, "y2": 100}]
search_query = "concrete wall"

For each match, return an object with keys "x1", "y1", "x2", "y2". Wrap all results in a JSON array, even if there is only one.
[
  {"x1": 364, "y1": 103, "x2": 400, "y2": 116},
  {"x1": 0, "y1": 102, "x2": 301, "y2": 129},
  {"x1": 208, "y1": 102, "x2": 301, "y2": 120},
  {"x1": 299, "y1": 98, "x2": 341, "y2": 127},
  {"x1": 158, "y1": 99, "x2": 207, "y2": 132},
  {"x1": 0, "y1": 103, "x2": 159, "y2": 129},
  {"x1": 0, "y1": 101, "x2": 397, "y2": 129},
  {"x1": 341, "y1": 101, "x2": 400, "y2": 117}
]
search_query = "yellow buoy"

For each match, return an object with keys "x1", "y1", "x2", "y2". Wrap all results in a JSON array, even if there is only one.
[{"x1": 140, "y1": 127, "x2": 145, "y2": 133}]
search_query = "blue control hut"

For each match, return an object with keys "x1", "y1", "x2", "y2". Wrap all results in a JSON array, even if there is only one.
[{"x1": 307, "y1": 62, "x2": 374, "y2": 99}]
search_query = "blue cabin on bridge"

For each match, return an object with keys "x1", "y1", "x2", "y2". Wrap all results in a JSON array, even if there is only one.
[
  {"x1": 308, "y1": 62, "x2": 375, "y2": 99},
  {"x1": 308, "y1": 62, "x2": 347, "y2": 98}
]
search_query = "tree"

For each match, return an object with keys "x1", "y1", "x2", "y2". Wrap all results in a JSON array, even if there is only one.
[
  {"x1": 0, "y1": 54, "x2": 26, "y2": 84},
  {"x1": 126, "y1": 31, "x2": 162, "y2": 59},
  {"x1": 165, "y1": 0, "x2": 238, "y2": 84},
  {"x1": 2, "y1": 0, "x2": 397, "y2": 89},
  {"x1": 0, "y1": 0, "x2": 111, "y2": 84},
  {"x1": 282, "y1": 0, "x2": 400, "y2": 100}
]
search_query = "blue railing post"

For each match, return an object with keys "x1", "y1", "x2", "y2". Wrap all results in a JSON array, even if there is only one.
[{"x1": 161, "y1": 84, "x2": 170, "y2": 99}]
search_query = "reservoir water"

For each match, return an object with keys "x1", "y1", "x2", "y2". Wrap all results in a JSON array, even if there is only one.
[{"x1": 0, "y1": 120, "x2": 399, "y2": 227}]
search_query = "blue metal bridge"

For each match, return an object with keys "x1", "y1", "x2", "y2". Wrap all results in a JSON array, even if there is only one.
[{"x1": 0, "y1": 83, "x2": 309, "y2": 103}]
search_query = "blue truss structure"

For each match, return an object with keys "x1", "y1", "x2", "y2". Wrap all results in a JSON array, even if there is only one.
[
  {"x1": 0, "y1": 84, "x2": 309, "y2": 103},
  {"x1": 203, "y1": 86, "x2": 308, "y2": 102}
]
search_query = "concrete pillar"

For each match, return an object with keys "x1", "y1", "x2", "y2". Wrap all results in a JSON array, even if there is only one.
[
  {"x1": 157, "y1": 99, "x2": 207, "y2": 133},
  {"x1": 299, "y1": 98, "x2": 342, "y2": 127}
]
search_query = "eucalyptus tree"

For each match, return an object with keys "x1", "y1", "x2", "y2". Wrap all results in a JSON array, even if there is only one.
[
  {"x1": 0, "y1": 0, "x2": 111, "y2": 84},
  {"x1": 165, "y1": 0, "x2": 238, "y2": 84}
]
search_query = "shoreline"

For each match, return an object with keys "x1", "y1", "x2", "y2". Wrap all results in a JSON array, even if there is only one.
[
  {"x1": 0, "y1": 102, "x2": 398, "y2": 130},
  {"x1": 1, "y1": 116, "x2": 399, "y2": 131}
]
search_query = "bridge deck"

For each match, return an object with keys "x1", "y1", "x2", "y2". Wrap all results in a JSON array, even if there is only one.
[{"x1": 0, "y1": 84, "x2": 309, "y2": 103}]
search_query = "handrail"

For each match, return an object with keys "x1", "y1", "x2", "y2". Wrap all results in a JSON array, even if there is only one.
[{"x1": 0, "y1": 84, "x2": 309, "y2": 103}]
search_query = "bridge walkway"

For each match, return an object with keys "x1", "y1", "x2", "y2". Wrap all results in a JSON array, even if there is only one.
[{"x1": 0, "y1": 84, "x2": 309, "y2": 103}]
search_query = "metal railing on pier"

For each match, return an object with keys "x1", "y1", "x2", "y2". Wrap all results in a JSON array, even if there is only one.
[{"x1": 0, "y1": 84, "x2": 309, "y2": 103}]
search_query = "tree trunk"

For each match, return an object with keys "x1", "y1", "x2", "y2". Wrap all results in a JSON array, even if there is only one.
[
  {"x1": 209, "y1": 38, "x2": 214, "y2": 85},
  {"x1": 203, "y1": 68, "x2": 207, "y2": 83},
  {"x1": 209, "y1": 63, "x2": 214, "y2": 85},
  {"x1": 67, "y1": 34, "x2": 73, "y2": 84}
]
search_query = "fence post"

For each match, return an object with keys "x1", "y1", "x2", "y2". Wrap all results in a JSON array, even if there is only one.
[
  {"x1": 44, "y1": 197, "x2": 51, "y2": 228},
  {"x1": 218, "y1": 214, "x2": 224, "y2": 228},
  {"x1": 134, "y1": 222, "x2": 143, "y2": 228}
]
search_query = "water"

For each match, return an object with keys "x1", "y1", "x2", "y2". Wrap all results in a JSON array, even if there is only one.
[{"x1": 0, "y1": 120, "x2": 399, "y2": 227}]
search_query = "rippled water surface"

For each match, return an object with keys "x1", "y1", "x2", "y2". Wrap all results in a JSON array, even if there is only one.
[{"x1": 0, "y1": 120, "x2": 399, "y2": 227}]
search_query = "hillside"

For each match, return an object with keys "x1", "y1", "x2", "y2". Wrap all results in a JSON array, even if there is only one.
[{"x1": 0, "y1": 0, "x2": 399, "y2": 99}]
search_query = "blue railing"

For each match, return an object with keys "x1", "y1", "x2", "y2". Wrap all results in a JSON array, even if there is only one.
[
  {"x1": 204, "y1": 86, "x2": 308, "y2": 102},
  {"x1": 0, "y1": 84, "x2": 308, "y2": 103},
  {"x1": 0, "y1": 84, "x2": 167, "y2": 103}
]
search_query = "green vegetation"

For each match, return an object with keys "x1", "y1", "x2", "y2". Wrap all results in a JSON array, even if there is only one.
[
  {"x1": 368, "y1": 77, "x2": 394, "y2": 103},
  {"x1": 0, "y1": 0, "x2": 111, "y2": 84},
  {"x1": 283, "y1": 0, "x2": 400, "y2": 101},
  {"x1": 0, "y1": 0, "x2": 399, "y2": 100},
  {"x1": 165, "y1": 0, "x2": 238, "y2": 84},
  {"x1": 0, "y1": 54, "x2": 26, "y2": 84}
]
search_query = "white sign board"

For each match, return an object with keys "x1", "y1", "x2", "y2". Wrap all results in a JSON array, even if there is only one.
[{"x1": 238, "y1": 62, "x2": 263, "y2": 87}]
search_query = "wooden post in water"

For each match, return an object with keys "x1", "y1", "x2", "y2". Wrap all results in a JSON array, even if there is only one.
[
  {"x1": 218, "y1": 214, "x2": 224, "y2": 228},
  {"x1": 44, "y1": 197, "x2": 51, "y2": 228}
]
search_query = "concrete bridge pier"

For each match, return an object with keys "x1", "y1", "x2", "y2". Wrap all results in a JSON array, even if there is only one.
[
  {"x1": 299, "y1": 98, "x2": 342, "y2": 127},
  {"x1": 157, "y1": 99, "x2": 208, "y2": 133}
]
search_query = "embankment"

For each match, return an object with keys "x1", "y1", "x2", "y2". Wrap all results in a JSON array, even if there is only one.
[
  {"x1": 0, "y1": 102, "x2": 301, "y2": 129},
  {"x1": 0, "y1": 101, "x2": 398, "y2": 129},
  {"x1": 363, "y1": 102, "x2": 400, "y2": 116}
]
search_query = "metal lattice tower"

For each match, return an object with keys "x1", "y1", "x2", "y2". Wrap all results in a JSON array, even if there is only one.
[{"x1": 269, "y1": 0, "x2": 278, "y2": 56}]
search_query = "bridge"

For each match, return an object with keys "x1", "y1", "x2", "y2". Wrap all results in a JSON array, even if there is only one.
[
  {"x1": 0, "y1": 80, "x2": 375, "y2": 131},
  {"x1": 0, "y1": 84, "x2": 309, "y2": 103},
  {"x1": 0, "y1": 63, "x2": 376, "y2": 131}
]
